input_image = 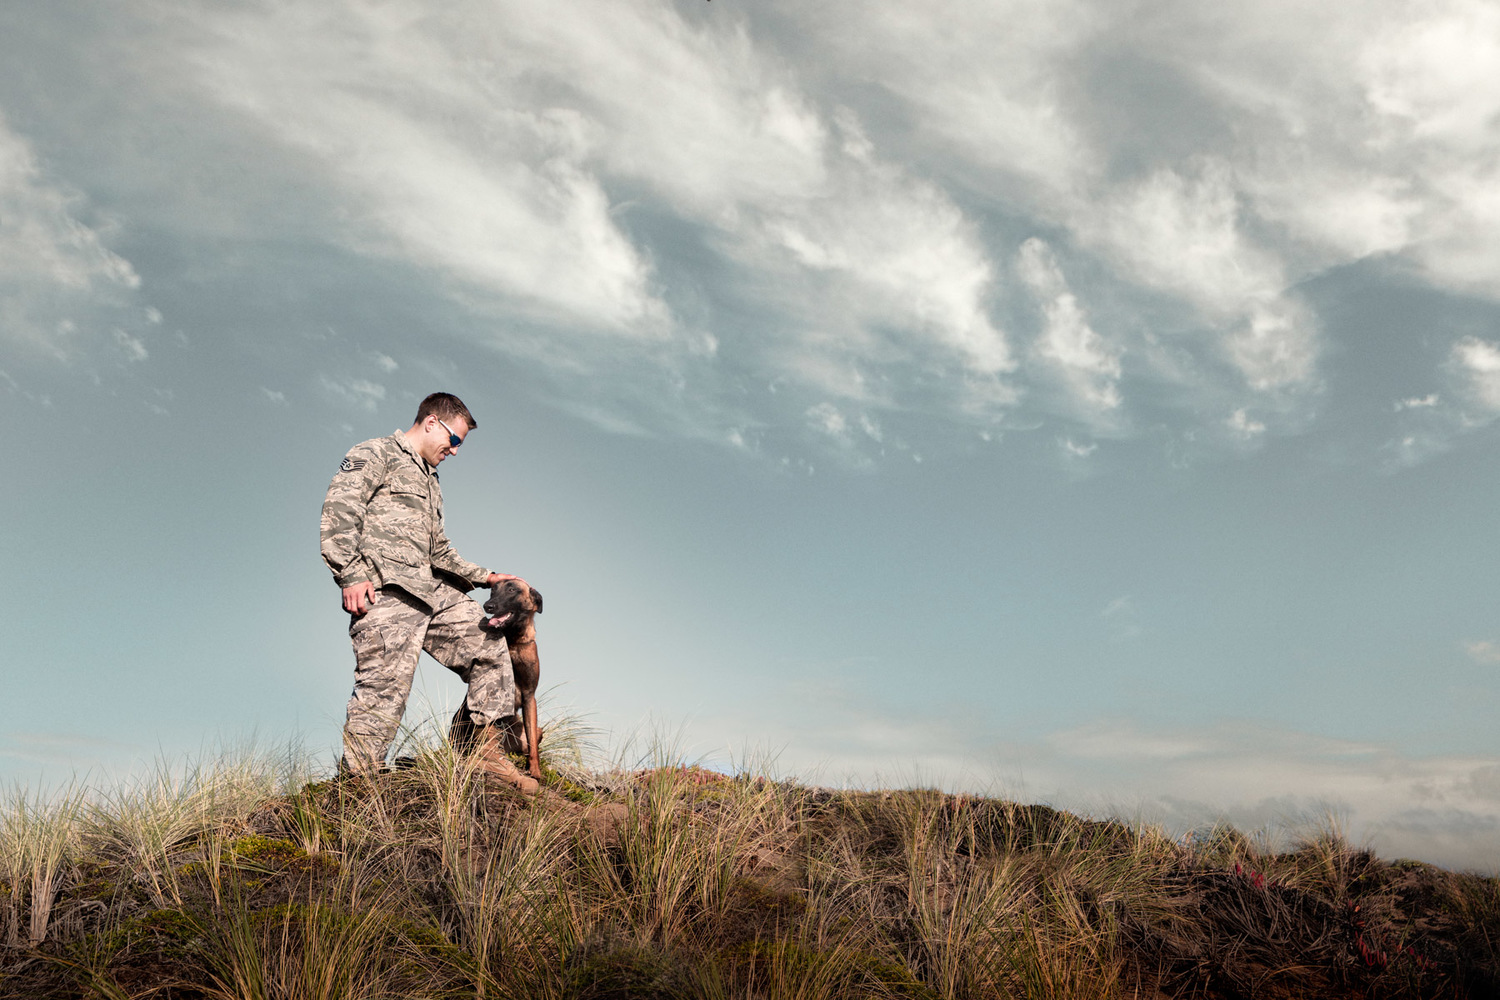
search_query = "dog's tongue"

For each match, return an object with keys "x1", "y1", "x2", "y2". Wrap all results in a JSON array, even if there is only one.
[{"x1": 486, "y1": 612, "x2": 513, "y2": 628}]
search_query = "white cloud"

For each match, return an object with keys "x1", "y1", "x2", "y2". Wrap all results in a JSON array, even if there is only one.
[
  {"x1": 1395, "y1": 394, "x2": 1440, "y2": 411},
  {"x1": 1083, "y1": 164, "x2": 1320, "y2": 397},
  {"x1": 59, "y1": 0, "x2": 1498, "y2": 462},
  {"x1": 796, "y1": 0, "x2": 1500, "y2": 446},
  {"x1": 1160, "y1": 0, "x2": 1500, "y2": 296},
  {"x1": 750, "y1": 151, "x2": 1011, "y2": 378},
  {"x1": 1018, "y1": 238, "x2": 1121, "y2": 422},
  {"x1": 1359, "y1": 1, "x2": 1500, "y2": 146},
  {"x1": 1227, "y1": 299, "x2": 1319, "y2": 393},
  {"x1": 1356, "y1": 0, "x2": 1500, "y2": 295},
  {"x1": 191, "y1": 3, "x2": 670, "y2": 338},
  {"x1": 1227, "y1": 408, "x2": 1266, "y2": 440},
  {"x1": 1060, "y1": 437, "x2": 1096, "y2": 459},
  {"x1": 810, "y1": 5, "x2": 1327, "y2": 398},
  {"x1": 1253, "y1": 171, "x2": 1418, "y2": 265},
  {"x1": 177, "y1": 0, "x2": 1014, "y2": 446},
  {"x1": 803, "y1": 400, "x2": 889, "y2": 465},
  {"x1": 319, "y1": 374, "x2": 386, "y2": 412},
  {"x1": 575, "y1": 18, "x2": 1016, "y2": 398},
  {"x1": 1464, "y1": 640, "x2": 1500, "y2": 665},
  {"x1": 112, "y1": 328, "x2": 148, "y2": 362},
  {"x1": 1382, "y1": 431, "x2": 1450, "y2": 471},
  {"x1": 1450, "y1": 336, "x2": 1500, "y2": 415},
  {"x1": 805, "y1": 401, "x2": 848, "y2": 442},
  {"x1": 801, "y1": 0, "x2": 1098, "y2": 191},
  {"x1": 0, "y1": 113, "x2": 142, "y2": 357},
  {"x1": 1381, "y1": 336, "x2": 1500, "y2": 466},
  {"x1": 1099, "y1": 163, "x2": 1278, "y2": 315},
  {"x1": 798, "y1": 2, "x2": 1370, "y2": 438}
]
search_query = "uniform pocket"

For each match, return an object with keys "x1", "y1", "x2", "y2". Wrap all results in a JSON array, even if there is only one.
[
  {"x1": 350, "y1": 623, "x2": 387, "y2": 668},
  {"x1": 386, "y1": 472, "x2": 430, "y2": 502}
]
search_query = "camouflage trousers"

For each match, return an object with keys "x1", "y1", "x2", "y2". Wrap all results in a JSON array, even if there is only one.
[{"x1": 342, "y1": 581, "x2": 515, "y2": 773}]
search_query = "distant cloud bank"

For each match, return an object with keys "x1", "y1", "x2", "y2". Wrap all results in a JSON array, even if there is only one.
[{"x1": 695, "y1": 694, "x2": 1500, "y2": 871}]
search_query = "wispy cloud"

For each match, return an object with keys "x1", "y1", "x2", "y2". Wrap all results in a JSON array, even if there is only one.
[
  {"x1": 1018, "y1": 238, "x2": 1122, "y2": 428},
  {"x1": 112, "y1": 328, "x2": 149, "y2": 362},
  {"x1": 1464, "y1": 640, "x2": 1500, "y2": 665},
  {"x1": 176, "y1": 0, "x2": 1015, "y2": 456},
  {"x1": 1382, "y1": 335, "x2": 1500, "y2": 466},
  {"x1": 0, "y1": 113, "x2": 144, "y2": 360},
  {"x1": 1227, "y1": 407, "x2": 1267, "y2": 442},
  {"x1": 1060, "y1": 437, "x2": 1097, "y2": 460},
  {"x1": 190, "y1": 5, "x2": 670, "y2": 339},
  {"x1": 1394, "y1": 394, "x2": 1440, "y2": 411},
  {"x1": 1101, "y1": 595, "x2": 1141, "y2": 640},
  {"x1": 45, "y1": 0, "x2": 1500, "y2": 465},
  {"x1": 318, "y1": 374, "x2": 386, "y2": 412}
]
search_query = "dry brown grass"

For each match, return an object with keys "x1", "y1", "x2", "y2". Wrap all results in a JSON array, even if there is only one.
[{"x1": 1, "y1": 726, "x2": 1495, "y2": 999}]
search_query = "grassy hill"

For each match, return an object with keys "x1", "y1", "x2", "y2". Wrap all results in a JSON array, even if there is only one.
[{"x1": 2, "y1": 727, "x2": 1496, "y2": 999}]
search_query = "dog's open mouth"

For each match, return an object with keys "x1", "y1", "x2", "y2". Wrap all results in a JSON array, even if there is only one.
[{"x1": 485, "y1": 612, "x2": 514, "y2": 629}]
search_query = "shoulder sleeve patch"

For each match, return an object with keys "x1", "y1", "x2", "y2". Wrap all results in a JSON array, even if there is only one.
[{"x1": 339, "y1": 457, "x2": 367, "y2": 473}]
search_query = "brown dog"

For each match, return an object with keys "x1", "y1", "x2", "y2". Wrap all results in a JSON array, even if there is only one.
[{"x1": 449, "y1": 579, "x2": 544, "y2": 781}]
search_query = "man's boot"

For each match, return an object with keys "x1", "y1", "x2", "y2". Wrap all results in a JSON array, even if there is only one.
[
  {"x1": 340, "y1": 727, "x2": 386, "y2": 779},
  {"x1": 476, "y1": 724, "x2": 539, "y2": 795}
]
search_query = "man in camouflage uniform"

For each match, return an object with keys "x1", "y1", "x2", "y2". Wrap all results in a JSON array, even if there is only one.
[{"x1": 321, "y1": 391, "x2": 537, "y2": 793}]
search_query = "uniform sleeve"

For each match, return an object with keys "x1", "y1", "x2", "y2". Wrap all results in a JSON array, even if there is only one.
[
  {"x1": 320, "y1": 443, "x2": 386, "y2": 588},
  {"x1": 428, "y1": 481, "x2": 491, "y2": 588}
]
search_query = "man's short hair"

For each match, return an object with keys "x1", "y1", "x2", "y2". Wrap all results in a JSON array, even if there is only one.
[{"x1": 414, "y1": 392, "x2": 477, "y2": 430}]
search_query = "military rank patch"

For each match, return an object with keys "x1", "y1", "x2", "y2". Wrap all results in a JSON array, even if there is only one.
[{"x1": 340, "y1": 457, "x2": 367, "y2": 473}]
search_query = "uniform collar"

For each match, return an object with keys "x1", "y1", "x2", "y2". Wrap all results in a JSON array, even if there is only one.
[{"x1": 391, "y1": 430, "x2": 436, "y2": 476}]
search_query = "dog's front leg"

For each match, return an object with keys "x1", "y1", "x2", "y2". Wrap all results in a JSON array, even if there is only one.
[{"x1": 523, "y1": 690, "x2": 542, "y2": 781}]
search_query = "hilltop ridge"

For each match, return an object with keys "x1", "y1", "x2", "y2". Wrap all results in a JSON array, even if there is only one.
[{"x1": 2, "y1": 739, "x2": 1496, "y2": 999}]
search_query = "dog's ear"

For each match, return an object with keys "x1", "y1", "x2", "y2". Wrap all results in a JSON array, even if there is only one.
[{"x1": 530, "y1": 587, "x2": 543, "y2": 613}]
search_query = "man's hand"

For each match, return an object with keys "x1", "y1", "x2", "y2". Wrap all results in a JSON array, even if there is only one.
[
  {"x1": 343, "y1": 581, "x2": 377, "y2": 616},
  {"x1": 486, "y1": 572, "x2": 527, "y2": 588}
]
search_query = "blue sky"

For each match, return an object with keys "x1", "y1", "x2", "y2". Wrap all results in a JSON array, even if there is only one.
[{"x1": 2, "y1": 0, "x2": 1499, "y2": 869}]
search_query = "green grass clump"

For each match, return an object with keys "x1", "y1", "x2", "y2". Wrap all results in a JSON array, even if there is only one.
[{"x1": 0, "y1": 722, "x2": 1496, "y2": 1000}]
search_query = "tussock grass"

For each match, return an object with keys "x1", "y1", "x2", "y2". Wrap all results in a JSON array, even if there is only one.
[
  {"x1": 0, "y1": 722, "x2": 1495, "y2": 1000},
  {"x1": 0, "y1": 785, "x2": 83, "y2": 949}
]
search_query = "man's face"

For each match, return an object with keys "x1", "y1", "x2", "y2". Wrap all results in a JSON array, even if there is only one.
[{"x1": 416, "y1": 414, "x2": 470, "y2": 466}]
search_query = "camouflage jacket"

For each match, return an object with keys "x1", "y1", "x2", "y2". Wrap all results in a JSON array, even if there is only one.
[{"x1": 320, "y1": 432, "x2": 490, "y2": 610}]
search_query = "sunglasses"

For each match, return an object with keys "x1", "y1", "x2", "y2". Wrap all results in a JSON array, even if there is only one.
[{"x1": 436, "y1": 418, "x2": 463, "y2": 450}]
